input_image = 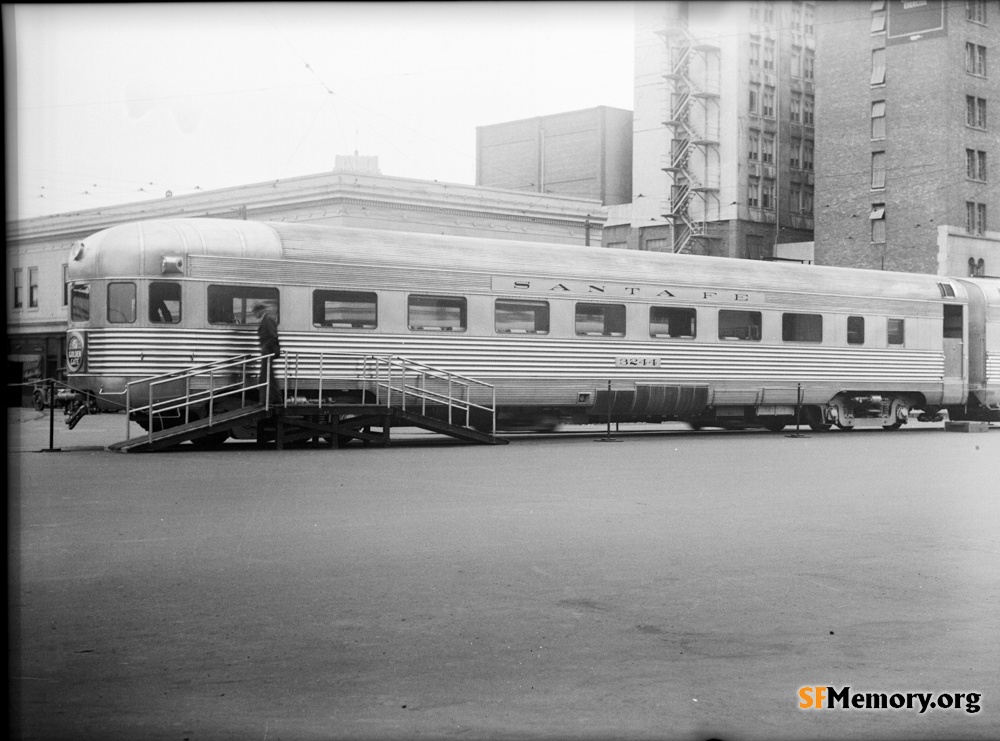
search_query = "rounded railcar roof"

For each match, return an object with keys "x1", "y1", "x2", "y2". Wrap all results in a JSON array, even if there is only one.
[
  {"x1": 69, "y1": 218, "x2": 959, "y2": 303},
  {"x1": 68, "y1": 219, "x2": 283, "y2": 279},
  {"x1": 264, "y1": 221, "x2": 953, "y2": 303}
]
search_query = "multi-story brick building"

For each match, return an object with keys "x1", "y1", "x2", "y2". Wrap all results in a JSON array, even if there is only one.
[
  {"x1": 814, "y1": 0, "x2": 999, "y2": 275},
  {"x1": 606, "y1": 0, "x2": 816, "y2": 257}
]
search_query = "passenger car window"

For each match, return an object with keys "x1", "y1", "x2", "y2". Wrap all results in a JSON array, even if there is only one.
[
  {"x1": 495, "y1": 299, "x2": 549, "y2": 334},
  {"x1": 575, "y1": 303, "x2": 626, "y2": 336},
  {"x1": 650, "y1": 306, "x2": 696, "y2": 338},
  {"x1": 718, "y1": 310, "x2": 762, "y2": 341},
  {"x1": 149, "y1": 282, "x2": 181, "y2": 324},
  {"x1": 107, "y1": 282, "x2": 136, "y2": 323},
  {"x1": 313, "y1": 290, "x2": 377, "y2": 328},
  {"x1": 408, "y1": 295, "x2": 467, "y2": 331},
  {"x1": 208, "y1": 285, "x2": 279, "y2": 325}
]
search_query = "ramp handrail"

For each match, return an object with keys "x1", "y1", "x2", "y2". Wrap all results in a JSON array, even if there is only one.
[
  {"x1": 121, "y1": 351, "x2": 498, "y2": 444},
  {"x1": 123, "y1": 354, "x2": 278, "y2": 444},
  {"x1": 361, "y1": 354, "x2": 497, "y2": 435}
]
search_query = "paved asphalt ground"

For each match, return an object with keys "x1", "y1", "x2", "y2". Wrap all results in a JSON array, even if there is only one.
[{"x1": 9, "y1": 409, "x2": 1000, "y2": 741}]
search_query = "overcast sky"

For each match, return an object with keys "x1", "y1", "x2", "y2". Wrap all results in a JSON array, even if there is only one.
[{"x1": 5, "y1": 2, "x2": 636, "y2": 220}]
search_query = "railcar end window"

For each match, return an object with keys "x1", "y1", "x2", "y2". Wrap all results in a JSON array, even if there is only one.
[
  {"x1": 847, "y1": 316, "x2": 865, "y2": 345},
  {"x1": 782, "y1": 312, "x2": 823, "y2": 343},
  {"x1": 108, "y1": 282, "x2": 136, "y2": 323},
  {"x1": 650, "y1": 306, "x2": 696, "y2": 338},
  {"x1": 208, "y1": 285, "x2": 279, "y2": 325},
  {"x1": 575, "y1": 302, "x2": 626, "y2": 336},
  {"x1": 943, "y1": 305, "x2": 963, "y2": 339},
  {"x1": 495, "y1": 299, "x2": 549, "y2": 334},
  {"x1": 70, "y1": 283, "x2": 90, "y2": 321},
  {"x1": 408, "y1": 295, "x2": 467, "y2": 331},
  {"x1": 313, "y1": 290, "x2": 377, "y2": 328},
  {"x1": 719, "y1": 310, "x2": 762, "y2": 341},
  {"x1": 887, "y1": 318, "x2": 905, "y2": 346},
  {"x1": 149, "y1": 282, "x2": 181, "y2": 324}
]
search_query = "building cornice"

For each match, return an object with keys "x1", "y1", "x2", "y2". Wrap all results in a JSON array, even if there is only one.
[{"x1": 7, "y1": 171, "x2": 606, "y2": 245}]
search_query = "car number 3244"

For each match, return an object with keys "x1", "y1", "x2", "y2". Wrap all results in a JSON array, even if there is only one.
[{"x1": 615, "y1": 356, "x2": 661, "y2": 367}]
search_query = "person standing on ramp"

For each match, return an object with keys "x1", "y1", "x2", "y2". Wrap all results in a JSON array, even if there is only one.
[{"x1": 253, "y1": 303, "x2": 281, "y2": 404}]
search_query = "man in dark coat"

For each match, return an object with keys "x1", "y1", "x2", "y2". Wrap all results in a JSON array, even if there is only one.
[{"x1": 252, "y1": 303, "x2": 281, "y2": 403}]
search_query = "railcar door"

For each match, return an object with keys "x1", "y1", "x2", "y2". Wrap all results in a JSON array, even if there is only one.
[{"x1": 942, "y1": 303, "x2": 966, "y2": 403}]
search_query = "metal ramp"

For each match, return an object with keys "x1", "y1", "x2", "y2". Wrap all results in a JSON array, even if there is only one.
[{"x1": 108, "y1": 352, "x2": 508, "y2": 452}]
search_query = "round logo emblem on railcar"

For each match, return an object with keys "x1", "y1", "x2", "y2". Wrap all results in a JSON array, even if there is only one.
[{"x1": 66, "y1": 331, "x2": 86, "y2": 373}]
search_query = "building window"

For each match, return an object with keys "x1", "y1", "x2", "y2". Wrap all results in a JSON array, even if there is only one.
[
  {"x1": 107, "y1": 282, "x2": 137, "y2": 324},
  {"x1": 749, "y1": 130, "x2": 760, "y2": 161},
  {"x1": 408, "y1": 295, "x2": 467, "y2": 332},
  {"x1": 967, "y1": 202, "x2": 988, "y2": 234},
  {"x1": 782, "y1": 312, "x2": 823, "y2": 343},
  {"x1": 749, "y1": 85, "x2": 760, "y2": 115},
  {"x1": 790, "y1": 94, "x2": 801, "y2": 123},
  {"x1": 650, "y1": 306, "x2": 696, "y2": 338},
  {"x1": 750, "y1": 40, "x2": 760, "y2": 66},
  {"x1": 791, "y1": 50, "x2": 802, "y2": 78},
  {"x1": 968, "y1": 258, "x2": 986, "y2": 277},
  {"x1": 872, "y1": 100, "x2": 886, "y2": 139},
  {"x1": 761, "y1": 180, "x2": 776, "y2": 210},
  {"x1": 803, "y1": 96, "x2": 815, "y2": 126},
  {"x1": 763, "y1": 40, "x2": 775, "y2": 71},
  {"x1": 762, "y1": 135, "x2": 775, "y2": 164},
  {"x1": 887, "y1": 318, "x2": 905, "y2": 346},
  {"x1": 313, "y1": 290, "x2": 377, "y2": 328},
  {"x1": 847, "y1": 316, "x2": 865, "y2": 345},
  {"x1": 966, "y1": 149, "x2": 987, "y2": 181},
  {"x1": 872, "y1": 151, "x2": 886, "y2": 189},
  {"x1": 967, "y1": 96, "x2": 987, "y2": 129},
  {"x1": 871, "y1": 204, "x2": 886, "y2": 243},
  {"x1": 495, "y1": 299, "x2": 549, "y2": 334},
  {"x1": 790, "y1": 184, "x2": 802, "y2": 212},
  {"x1": 966, "y1": 43, "x2": 987, "y2": 76},
  {"x1": 802, "y1": 140, "x2": 814, "y2": 171},
  {"x1": 719, "y1": 310, "x2": 762, "y2": 341},
  {"x1": 28, "y1": 267, "x2": 39, "y2": 308},
  {"x1": 803, "y1": 51, "x2": 815, "y2": 80},
  {"x1": 575, "y1": 302, "x2": 626, "y2": 337},
  {"x1": 967, "y1": 0, "x2": 987, "y2": 24},
  {"x1": 62, "y1": 264, "x2": 69, "y2": 306},
  {"x1": 802, "y1": 187, "x2": 814, "y2": 215},
  {"x1": 748, "y1": 177, "x2": 760, "y2": 208},
  {"x1": 763, "y1": 1, "x2": 774, "y2": 24},
  {"x1": 804, "y1": 4, "x2": 814, "y2": 34},
  {"x1": 13, "y1": 268, "x2": 23, "y2": 309},
  {"x1": 762, "y1": 89, "x2": 775, "y2": 118},
  {"x1": 790, "y1": 137, "x2": 801, "y2": 169},
  {"x1": 872, "y1": 48, "x2": 886, "y2": 85}
]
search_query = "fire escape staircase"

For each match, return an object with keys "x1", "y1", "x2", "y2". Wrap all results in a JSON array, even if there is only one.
[
  {"x1": 657, "y1": 22, "x2": 721, "y2": 254},
  {"x1": 108, "y1": 353, "x2": 507, "y2": 452}
]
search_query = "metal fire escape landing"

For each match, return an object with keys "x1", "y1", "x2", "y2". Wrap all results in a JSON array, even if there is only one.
[{"x1": 657, "y1": 21, "x2": 721, "y2": 254}]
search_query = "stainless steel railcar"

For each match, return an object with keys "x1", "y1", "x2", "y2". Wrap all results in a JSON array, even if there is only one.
[{"x1": 65, "y1": 218, "x2": 1000, "y2": 433}]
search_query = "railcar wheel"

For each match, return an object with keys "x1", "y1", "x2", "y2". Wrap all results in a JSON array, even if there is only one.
[
  {"x1": 882, "y1": 422, "x2": 903, "y2": 431},
  {"x1": 809, "y1": 423, "x2": 832, "y2": 432},
  {"x1": 836, "y1": 423, "x2": 855, "y2": 431},
  {"x1": 762, "y1": 418, "x2": 786, "y2": 432}
]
